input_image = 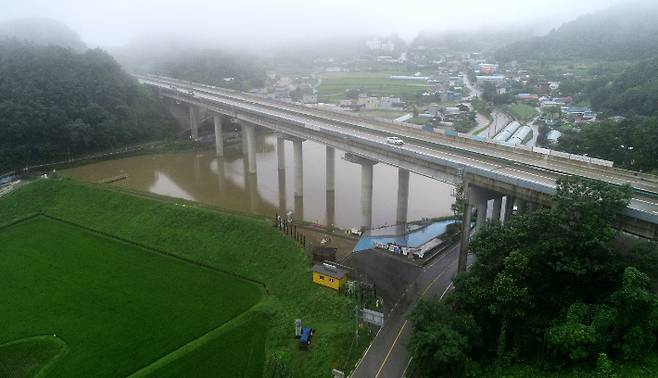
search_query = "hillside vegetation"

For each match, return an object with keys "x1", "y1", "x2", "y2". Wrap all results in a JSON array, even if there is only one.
[
  {"x1": 0, "y1": 18, "x2": 86, "y2": 51},
  {"x1": 496, "y1": 3, "x2": 658, "y2": 62},
  {"x1": 0, "y1": 40, "x2": 173, "y2": 172},
  {"x1": 586, "y1": 56, "x2": 658, "y2": 117}
]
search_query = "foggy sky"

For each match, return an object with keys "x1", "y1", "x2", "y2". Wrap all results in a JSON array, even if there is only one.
[{"x1": 2, "y1": 0, "x2": 619, "y2": 49}]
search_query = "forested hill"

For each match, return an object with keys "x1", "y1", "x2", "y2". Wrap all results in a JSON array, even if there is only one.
[
  {"x1": 0, "y1": 18, "x2": 86, "y2": 51},
  {"x1": 495, "y1": 2, "x2": 658, "y2": 62},
  {"x1": 587, "y1": 56, "x2": 658, "y2": 117},
  {"x1": 0, "y1": 40, "x2": 173, "y2": 172}
]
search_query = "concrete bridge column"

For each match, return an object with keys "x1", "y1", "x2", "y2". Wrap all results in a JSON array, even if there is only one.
[
  {"x1": 216, "y1": 157, "x2": 226, "y2": 194},
  {"x1": 276, "y1": 137, "x2": 287, "y2": 213},
  {"x1": 326, "y1": 147, "x2": 335, "y2": 227},
  {"x1": 361, "y1": 163, "x2": 374, "y2": 230},
  {"x1": 240, "y1": 124, "x2": 248, "y2": 155},
  {"x1": 277, "y1": 137, "x2": 285, "y2": 170},
  {"x1": 189, "y1": 105, "x2": 199, "y2": 139},
  {"x1": 326, "y1": 147, "x2": 335, "y2": 192},
  {"x1": 503, "y1": 195, "x2": 516, "y2": 222},
  {"x1": 344, "y1": 153, "x2": 377, "y2": 230},
  {"x1": 476, "y1": 200, "x2": 487, "y2": 232},
  {"x1": 213, "y1": 114, "x2": 224, "y2": 157},
  {"x1": 396, "y1": 168, "x2": 410, "y2": 225},
  {"x1": 490, "y1": 196, "x2": 503, "y2": 222},
  {"x1": 244, "y1": 124, "x2": 257, "y2": 174},
  {"x1": 459, "y1": 183, "x2": 490, "y2": 273},
  {"x1": 293, "y1": 139, "x2": 304, "y2": 198},
  {"x1": 246, "y1": 169, "x2": 258, "y2": 214},
  {"x1": 458, "y1": 181, "x2": 474, "y2": 273}
]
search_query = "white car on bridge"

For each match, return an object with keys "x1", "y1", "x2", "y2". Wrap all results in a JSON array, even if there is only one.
[{"x1": 386, "y1": 136, "x2": 404, "y2": 146}]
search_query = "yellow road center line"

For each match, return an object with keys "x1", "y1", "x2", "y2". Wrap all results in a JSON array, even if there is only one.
[{"x1": 375, "y1": 320, "x2": 408, "y2": 378}]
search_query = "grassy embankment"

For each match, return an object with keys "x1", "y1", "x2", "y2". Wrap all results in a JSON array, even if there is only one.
[
  {"x1": 317, "y1": 71, "x2": 427, "y2": 103},
  {"x1": 0, "y1": 179, "x2": 367, "y2": 377}
]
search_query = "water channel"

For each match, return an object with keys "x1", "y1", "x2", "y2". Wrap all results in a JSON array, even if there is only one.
[{"x1": 65, "y1": 133, "x2": 456, "y2": 230}]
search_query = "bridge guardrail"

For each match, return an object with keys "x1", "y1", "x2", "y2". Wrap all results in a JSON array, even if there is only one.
[{"x1": 140, "y1": 76, "x2": 658, "y2": 190}]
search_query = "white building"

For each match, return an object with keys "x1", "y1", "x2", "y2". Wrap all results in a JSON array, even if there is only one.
[{"x1": 366, "y1": 38, "x2": 395, "y2": 52}]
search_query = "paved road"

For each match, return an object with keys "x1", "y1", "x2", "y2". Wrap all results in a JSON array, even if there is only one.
[
  {"x1": 350, "y1": 244, "x2": 462, "y2": 378},
  {"x1": 478, "y1": 110, "x2": 510, "y2": 139}
]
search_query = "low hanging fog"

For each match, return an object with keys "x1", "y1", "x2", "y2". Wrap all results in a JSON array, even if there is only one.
[{"x1": 2, "y1": 0, "x2": 619, "y2": 50}]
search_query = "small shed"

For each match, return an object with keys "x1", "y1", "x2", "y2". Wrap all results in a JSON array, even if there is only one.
[{"x1": 312, "y1": 263, "x2": 348, "y2": 291}]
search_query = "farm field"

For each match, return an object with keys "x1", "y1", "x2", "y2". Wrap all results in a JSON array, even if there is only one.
[
  {"x1": 318, "y1": 71, "x2": 427, "y2": 102},
  {"x1": 0, "y1": 179, "x2": 365, "y2": 377},
  {"x1": 0, "y1": 215, "x2": 264, "y2": 377},
  {"x1": 507, "y1": 103, "x2": 539, "y2": 122}
]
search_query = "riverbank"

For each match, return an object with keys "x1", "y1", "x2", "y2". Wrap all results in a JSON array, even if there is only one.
[{"x1": 0, "y1": 179, "x2": 368, "y2": 377}]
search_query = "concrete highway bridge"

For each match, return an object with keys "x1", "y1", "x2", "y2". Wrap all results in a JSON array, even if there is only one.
[{"x1": 137, "y1": 75, "x2": 658, "y2": 272}]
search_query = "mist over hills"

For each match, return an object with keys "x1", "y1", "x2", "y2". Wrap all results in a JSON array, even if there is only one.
[
  {"x1": 496, "y1": 1, "x2": 658, "y2": 61},
  {"x1": 0, "y1": 18, "x2": 86, "y2": 51}
]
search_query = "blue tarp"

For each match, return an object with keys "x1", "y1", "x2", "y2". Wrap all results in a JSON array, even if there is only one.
[{"x1": 353, "y1": 220, "x2": 457, "y2": 252}]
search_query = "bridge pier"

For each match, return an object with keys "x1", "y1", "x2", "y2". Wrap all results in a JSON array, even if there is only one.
[
  {"x1": 396, "y1": 168, "x2": 410, "y2": 225},
  {"x1": 213, "y1": 114, "x2": 224, "y2": 157},
  {"x1": 458, "y1": 183, "x2": 490, "y2": 273},
  {"x1": 490, "y1": 195, "x2": 502, "y2": 222},
  {"x1": 361, "y1": 163, "x2": 374, "y2": 230},
  {"x1": 326, "y1": 147, "x2": 335, "y2": 192},
  {"x1": 240, "y1": 124, "x2": 248, "y2": 155},
  {"x1": 277, "y1": 137, "x2": 285, "y2": 170},
  {"x1": 278, "y1": 168, "x2": 287, "y2": 214},
  {"x1": 344, "y1": 153, "x2": 377, "y2": 230},
  {"x1": 216, "y1": 157, "x2": 226, "y2": 195},
  {"x1": 189, "y1": 105, "x2": 199, "y2": 139},
  {"x1": 245, "y1": 124, "x2": 257, "y2": 174},
  {"x1": 293, "y1": 139, "x2": 304, "y2": 198},
  {"x1": 326, "y1": 147, "x2": 335, "y2": 227},
  {"x1": 276, "y1": 137, "x2": 287, "y2": 212},
  {"x1": 503, "y1": 195, "x2": 515, "y2": 222},
  {"x1": 246, "y1": 170, "x2": 258, "y2": 214},
  {"x1": 458, "y1": 181, "x2": 474, "y2": 273}
]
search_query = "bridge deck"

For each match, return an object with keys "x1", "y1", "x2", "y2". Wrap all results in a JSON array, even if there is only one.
[{"x1": 137, "y1": 75, "x2": 658, "y2": 232}]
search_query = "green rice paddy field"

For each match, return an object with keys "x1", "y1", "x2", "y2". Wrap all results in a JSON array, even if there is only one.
[
  {"x1": 318, "y1": 71, "x2": 427, "y2": 102},
  {"x1": 0, "y1": 216, "x2": 265, "y2": 377},
  {"x1": 0, "y1": 179, "x2": 365, "y2": 377}
]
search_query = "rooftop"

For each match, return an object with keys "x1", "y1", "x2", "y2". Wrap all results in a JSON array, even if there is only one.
[{"x1": 312, "y1": 263, "x2": 347, "y2": 279}]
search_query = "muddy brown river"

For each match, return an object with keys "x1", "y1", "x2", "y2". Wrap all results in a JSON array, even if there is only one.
[{"x1": 65, "y1": 134, "x2": 455, "y2": 229}]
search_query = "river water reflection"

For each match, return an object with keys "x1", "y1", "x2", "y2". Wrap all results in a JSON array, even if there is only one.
[{"x1": 65, "y1": 134, "x2": 456, "y2": 229}]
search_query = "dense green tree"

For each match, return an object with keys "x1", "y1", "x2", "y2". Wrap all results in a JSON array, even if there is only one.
[
  {"x1": 586, "y1": 57, "x2": 658, "y2": 117},
  {"x1": 557, "y1": 117, "x2": 658, "y2": 173},
  {"x1": 0, "y1": 40, "x2": 173, "y2": 171},
  {"x1": 152, "y1": 50, "x2": 266, "y2": 90},
  {"x1": 408, "y1": 177, "x2": 658, "y2": 376}
]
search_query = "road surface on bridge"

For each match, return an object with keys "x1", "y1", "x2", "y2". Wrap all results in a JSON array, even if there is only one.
[{"x1": 137, "y1": 76, "x2": 658, "y2": 225}]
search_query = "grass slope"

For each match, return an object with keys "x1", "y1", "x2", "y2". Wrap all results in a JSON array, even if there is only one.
[
  {"x1": 0, "y1": 179, "x2": 363, "y2": 376},
  {"x1": 0, "y1": 216, "x2": 263, "y2": 377},
  {"x1": 0, "y1": 336, "x2": 66, "y2": 378},
  {"x1": 135, "y1": 310, "x2": 269, "y2": 378}
]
